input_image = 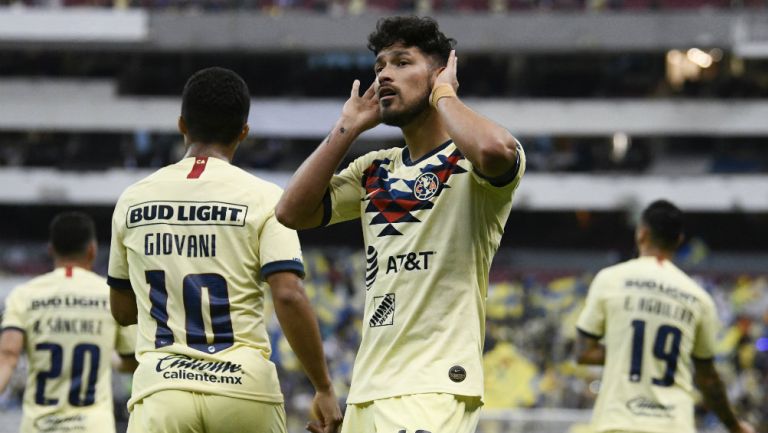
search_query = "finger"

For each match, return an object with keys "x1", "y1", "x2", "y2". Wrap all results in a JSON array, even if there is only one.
[
  {"x1": 323, "y1": 419, "x2": 342, "y2": 433},
  {"x1": 350, "y1": 79, "x2": 360, "y2": 98},
  {"x1": 363, "y1": 81, "x2": 377, "y2": 99},
  {"x1": 306, "y1": 421, "x2": 323, "y2": 433},
  {"x1": 449, "y1": 50, "x2": 457, "y2": 69}
]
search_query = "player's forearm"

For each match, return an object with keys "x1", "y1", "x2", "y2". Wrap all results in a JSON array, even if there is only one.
[
  {"x1": 110, "y1": 289, "x2": 138, "y2": 326},
  {"x1": 435, "y1": 97, "x2": 519, "y2": 178},
  {"x1": 0, "y1": 354, "x2": 19, "y2": 394},
  {"x1": 273, "y1": 290, "x2": 333, "y2": 392},
  {"x1": 696, "y1": 373, "x2": 741, "y2": 432},
  {"x1": 575, "y1": 346, "x2": 606, "y2": 365},
  {"x1": 116, "y1": 355, "x2": 139, "y2": 373},
  {"x1": 574, "y1": 334, "x2": 606, "y2": 365},
  {"x1": 276, "y1": 117, "x2": 361, "y2": 230}
]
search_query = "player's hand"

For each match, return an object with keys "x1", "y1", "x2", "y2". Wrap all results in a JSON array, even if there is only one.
[
  {"x1": 433, "y1": 49, "x2": 459, "y2": 92},
  {"x1": 306, "y1": 388, "x2": 343, "y2": 433},
  {"x1": 735, "y1": 420, "x2": 755, "y2": 433},
  {"x1": 341, "y1": 79, "x2": 380, "y2": 133}
]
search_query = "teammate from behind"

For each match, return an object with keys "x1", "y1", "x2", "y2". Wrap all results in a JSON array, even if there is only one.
[
  {"x1": 108, "y1": 67, "x2": 341, "y2": 433},
  {"x1": 276, "y1": 16, "x2": 524, "y2": 433},
  {"x1": 0, "y1": 212, "x2": 137, "y2": 433},
  {"x1": 575, "y1": 200, "x2": 753, "y2": 433}
]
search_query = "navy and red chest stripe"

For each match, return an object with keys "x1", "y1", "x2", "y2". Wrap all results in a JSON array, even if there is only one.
[{"x1": 361, "y1": 148, "x2": 468, "y2": 237}]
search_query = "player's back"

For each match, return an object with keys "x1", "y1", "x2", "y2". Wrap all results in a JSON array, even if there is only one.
[
  {"x1": 109, "y1": 156, "x2": 300, "y2": 408},
  {"x1": 3, "y1": 266, "x2": 127, "y2": 433},
  {"x1": 578, "y1": 256, "x2": 719, "y2": 433}
]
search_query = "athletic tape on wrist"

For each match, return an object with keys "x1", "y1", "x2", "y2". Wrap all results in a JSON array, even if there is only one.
[{"x1": 430, "y1": 84, "x2": 457, "y2": 108}]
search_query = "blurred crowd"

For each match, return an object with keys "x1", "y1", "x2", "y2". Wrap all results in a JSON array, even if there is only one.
[
  {"x1": 1, "y1": 0, "x2": 766, "y2": 12},
  {"x1": 1, "y1": 246, "x2": 765, "y2": 432}
]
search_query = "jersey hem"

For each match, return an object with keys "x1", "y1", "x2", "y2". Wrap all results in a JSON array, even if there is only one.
[
  {"x1": 593, "y1": 423, "x2": 694, "y2": 433},
  {"x1": 107, "y1": 276, "x2": 133, "y2": 291},
  {"x1": 261, "y1": 260, "x2": 306, "y2": 279},
  {"x1": 346, "y1": 386, "x2": 483, "y2": 405},
  {"x1": 474, "y1": 143, "x2": 522, "y2": 187},
  {"x1": 691, "y1": 354, "x2": 714, "y2": 362},
  {"x1": 1, "y1": 326, "x2": 25, "y2": 334},
  {"x1": 577, "y1": 327, "x2": 603, "y2": 340},
  {"x1": 127, "y1": 385, "x2": 283, "y2": 411}
]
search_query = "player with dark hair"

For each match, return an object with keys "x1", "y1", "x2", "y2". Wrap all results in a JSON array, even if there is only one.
[
  {"x1": 575, "y1": 200, "x2": 754, "y2": 433},
  {"x1": 276, "y1": 16, "x2": 524, "y2": 433},
  {"x1": 108, "y1": 67, "x2": 342, "y2": 433},
  {"x1": 0, "y1": 211, "x2": 137, "y2": 433}
]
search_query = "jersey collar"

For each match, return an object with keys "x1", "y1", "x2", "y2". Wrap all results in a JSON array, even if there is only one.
[{"x1": 402, "y1": 139, "x2": 453, "y2": 166}]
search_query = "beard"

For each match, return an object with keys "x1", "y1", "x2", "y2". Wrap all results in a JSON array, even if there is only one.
[{"x1": 380, "y1": 87, "x2": 431, "y2": 128}]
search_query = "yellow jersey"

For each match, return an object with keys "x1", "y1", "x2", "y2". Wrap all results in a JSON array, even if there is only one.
[
  {"x1": 2, "y1": 266, "x2": 135, "y2": 433},
  {"x1": 108, "y1": 156, "x2": 304, "y2": 409},
  {"x1": 576, "y1": 256, "x2": 720, "y2": 433},
  {"x1": 324, "y1": 140, "x2": 525, "y2": 403}
]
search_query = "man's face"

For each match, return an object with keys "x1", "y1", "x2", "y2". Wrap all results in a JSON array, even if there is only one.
[{"x1": 374, "y1": 43, "x2": 437, "y2": 127}]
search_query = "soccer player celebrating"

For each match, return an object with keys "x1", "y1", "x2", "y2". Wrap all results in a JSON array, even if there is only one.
[
  {"x1": 575, "y1": 200, "x2": 754, "y2": 433},
  {"x1": 108, "y1": 67, "x2": 342, "y2": 433},
  {"x1": 276, "y1": 16, "x2": 524, "y2": 433},
  {"x1": 0, "y1": 212, "x2": 137, "y2": 433}
]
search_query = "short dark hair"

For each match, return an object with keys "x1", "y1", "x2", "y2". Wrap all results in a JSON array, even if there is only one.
[
  {"x1": 367, "y1": 16, "x2": 456, "y2": 66},
  {"x1": 640, "y1": 200, "x2": 684, "y2": 251},
  {"x1": 50, "y1": 211, "x2": 96, "y2": 257},
  {"x1": 181, "y1": 67, "x2": 250, "y2": 145}
]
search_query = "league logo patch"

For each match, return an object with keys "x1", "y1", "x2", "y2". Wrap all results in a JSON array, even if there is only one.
[
  {"x1": 369, "y1": 293, "x2": 395, "y2": 327},
  {"x1": 413, "y1": 172, "x2": 440, "y2": 201},
  {"x1": 448, "y1": 365, "x2": 467, "y2": 383}
]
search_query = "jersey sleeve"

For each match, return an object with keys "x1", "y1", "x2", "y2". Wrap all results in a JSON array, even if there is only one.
[
  {"x1": 107, "y1": 197, "x2": 132, "y2": 291},
  {"x1": 576, "y1": 270, "x2": 608, "y2": 338},
  {"x1": 115, "y1": 324, "x2": 137, "y2": 356},
  {"x1": 323, "y1": 152, "x2": 382, "y2": 227},
  {"x1": 1, "y1": 289, "x2": 26, "y2": 332},
  {"x1": 692, "y1": 296, "x2": 719, "y2": 360},
  {"x1": 470, "y1": 139, "x2": 526, "y2": 193},
  {"x1": 259, "y1": 210, "x2": 305, "y2": 280}
]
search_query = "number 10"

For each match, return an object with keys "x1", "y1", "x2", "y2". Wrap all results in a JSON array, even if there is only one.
[{"x1": 146, "y1": 270, "x2": 234, "y2": 353}]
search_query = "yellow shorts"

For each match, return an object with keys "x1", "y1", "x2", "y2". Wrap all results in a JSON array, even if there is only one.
[
  {"x1": 341, "y1": 393, "x2": 482, "y2": 433},
  {"x1": 127, "y1": 390, "x2": 286, "y2": 433}
]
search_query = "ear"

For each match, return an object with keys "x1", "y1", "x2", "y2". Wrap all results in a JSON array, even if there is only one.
[
  {"x1": 86, "y1": 240, "x2": 97, "y2": 263},
  {"x1": 236, "y1": 124, "x2": 250, "y2": 144},
  {"x1": 635, "y1": 224, "x2": 648, "y2": 246},
  {"x1": 178, "y1": 116, "x2": 188, "y2": 135}
]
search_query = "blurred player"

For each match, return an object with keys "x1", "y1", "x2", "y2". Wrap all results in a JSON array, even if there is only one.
[
  {"x1": 276, "y1": 16, "x2": 524, "y2": 433},
  {"x1": 0, "y1": 211, "x2": 137, "y2": 433},
  {"x1": 108, "y1": 67, "x2": 341, "y2": 433},
  {"x1": 575, "y1": 200, "x2": 754, "y2": 433}
]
